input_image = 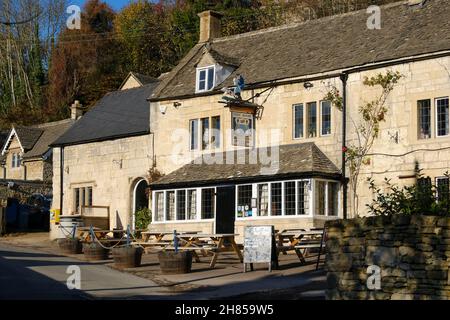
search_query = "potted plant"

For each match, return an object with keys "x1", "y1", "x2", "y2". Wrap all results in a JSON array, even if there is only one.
[
  {"x1": 157, "y1": 230, "x2": 193, "y2": 274},
  {"x1": 111, "y1": 226, "x2": 143, "y2": 269},
  {"x1": 83, "y1": 242, "x2": 109, "y2": 261},
  {"x1": 158, "y1": 250, "x2": 192, "y2": 274},
  {"x1": 57, "y1": 225, "x2": 82, "y2": 254}
]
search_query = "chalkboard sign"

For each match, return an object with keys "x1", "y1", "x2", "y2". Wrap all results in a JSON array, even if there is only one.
[{"x1": 243, "y1": 225, "x2": 277, "y2": 272}]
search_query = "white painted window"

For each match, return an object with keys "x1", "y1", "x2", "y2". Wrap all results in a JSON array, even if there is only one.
[
  {"x1": 196, "y1": 66, "x2": 215, "y2": 92},
  {"x1": 187, "y1": 189, "x2": 197, "y2": 220},
  {"x1": 190, "y1": 116, "x2": 221, "y2": 151},
  {"x1": 73, "y1": 186, "x2": 93, "y2": 213},
  {"x1": 237, "y1": 179, "x2": 337, "y2": 219},
  {"x1": 436, "y1": 97, "x2": 449, "y2": 137}
]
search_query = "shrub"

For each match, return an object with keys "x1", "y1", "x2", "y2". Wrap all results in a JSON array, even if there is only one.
[
  {"x1": 366, "y1": 173, "x2": 450, "y2": 216},
  {"x1": 134, "y1": 207, "x2": 151, "y2": 230}
]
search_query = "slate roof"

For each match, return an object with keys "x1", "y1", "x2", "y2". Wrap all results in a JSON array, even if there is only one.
[
  {"x1": 23, "y1": 120, "x2": 75, "y2": 159},
  {"x1": 151, "y1": 143, "x2": 340, "y2": 189},
  {"x1": 151, "y1": 0, "x2": 450, "y2": 101},
  {"x1": 52, "y1": 81, "x2": 159, "y2": 147},
  {"x1": 1, "y1": 119, "x2": 75, "y2": 161}
]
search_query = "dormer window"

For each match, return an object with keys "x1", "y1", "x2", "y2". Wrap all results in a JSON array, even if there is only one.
[{"x1": 196, "y1": 66, "x2": 215, "y2": 92}]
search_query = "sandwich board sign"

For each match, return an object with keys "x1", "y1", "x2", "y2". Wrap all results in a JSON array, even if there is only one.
[{"x1": 243, "y1": 225, "x2": 277, "y2": 272}]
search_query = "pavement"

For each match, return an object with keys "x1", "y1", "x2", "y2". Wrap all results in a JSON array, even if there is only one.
[{"x1": 0, "y1": 233, "x2": 326, "y2": 300}]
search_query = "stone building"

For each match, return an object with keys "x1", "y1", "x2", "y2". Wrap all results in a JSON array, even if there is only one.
[
  {"x1": 1, "y1": 119, "x2": 76, "y2": 182},
  {"x1": 147, "y1": 0, "x2": 450, "y2": 239},
  {"x1": 51, "y1": 74, "x2": 161, "y2": 230}
]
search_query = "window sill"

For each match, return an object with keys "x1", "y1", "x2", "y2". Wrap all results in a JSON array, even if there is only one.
[{"x1": 152, "y1": 219, "x2": 215, "y2": 224}]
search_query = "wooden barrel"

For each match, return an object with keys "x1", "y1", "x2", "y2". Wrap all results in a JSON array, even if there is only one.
[
  {"x1": 112, "y1": 246, "x2": 143, "y2": 269},
  {"x1": 57, "y1": 238, "x2": 82, "y2": 254},
  {"x1": 83, "y1": 242, "x2": 109, "y2": 261},
  {"x1": 158, "y1": 251, "x2": 192, "y2": 274}
]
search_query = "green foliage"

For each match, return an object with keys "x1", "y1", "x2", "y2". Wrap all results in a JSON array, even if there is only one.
[
  {"x1": 367, "y1": 173, "x2": 450, "y2": 217},
  {"x1": 134, "y1": 207, "x2": 152, "y2": 230}
]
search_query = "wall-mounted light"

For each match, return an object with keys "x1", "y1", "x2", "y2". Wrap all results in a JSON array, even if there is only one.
[
  {"x1": 159, "y1": 104, "x2": 168, "y2": 115},
  {"x1": 173, "y1": 102, "x2": 182, "y2": 108},
  {"x1": 303, "y1": 82, "x2": 314, "y2": 89}
]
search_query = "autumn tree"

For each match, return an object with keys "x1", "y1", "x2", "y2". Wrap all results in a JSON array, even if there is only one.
[{"x1": 47, "y1": 0, "x2": 124, "y2": 119}]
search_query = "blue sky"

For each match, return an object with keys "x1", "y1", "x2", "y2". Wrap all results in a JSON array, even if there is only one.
[{"x1": 69, "y1": 0, "x2": 134, "y2": 11}]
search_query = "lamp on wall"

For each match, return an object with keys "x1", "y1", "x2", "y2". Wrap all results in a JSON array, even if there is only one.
[
  {"x1": 159, "y1": 104, "x2": 168, "y2": 115},
  {"x1": 303, "y1": 81, "x2": 314, "y2": 89},
  {"x1": 173, "y1": 101, "x2": 182, "y2": 109}
]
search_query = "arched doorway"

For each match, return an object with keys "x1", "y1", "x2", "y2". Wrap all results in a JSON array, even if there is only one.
[{"x1": 132, "y1": 179, "x2": 149, "y2": 229}]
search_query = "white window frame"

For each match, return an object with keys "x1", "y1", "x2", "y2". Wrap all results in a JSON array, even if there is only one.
[
  {"x1": 435, "y1": 97, "x2": 450, "y2": 138},
  {"x1": 236, "y1": 179, "x2": 316, "y2": 221},
  {"x1": 189, "y1": 116, "x2": 221, "y2": 151},
  {"x1": 152, "y1": 187, "x2": 216, "y2": 224},
  {"x1": 313, "y1": 179, "x2": 340, "y2": 217},
  {"x1": 196, "y1": 65, "x2": 215, "y2": 93}
]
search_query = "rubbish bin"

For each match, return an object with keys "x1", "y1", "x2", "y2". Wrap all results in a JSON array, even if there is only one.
[{"x1": 58, "y1": 215, "x2": 84, "y2": 239}]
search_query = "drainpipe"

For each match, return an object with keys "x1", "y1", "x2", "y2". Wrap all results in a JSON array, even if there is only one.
[
  {"x1": 60, "y1": 147, "x2": 64, "y2": 215},
  {"x1": 340, "y1": 73, "x2": 349, "y2": 220}
]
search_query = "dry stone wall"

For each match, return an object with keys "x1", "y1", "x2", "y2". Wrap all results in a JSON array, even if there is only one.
[{"x1": 325, "y1": 215, "x2": 450, "y2": 300}]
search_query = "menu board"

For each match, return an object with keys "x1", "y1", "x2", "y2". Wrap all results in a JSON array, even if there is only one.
[{"x1": 243, "y1": 225, "x2": 274, "y2": 269}]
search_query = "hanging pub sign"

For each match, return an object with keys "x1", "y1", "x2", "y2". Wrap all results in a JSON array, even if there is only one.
[{"x1": 243, "y1": 225, "x2": 278, "y2": 272}]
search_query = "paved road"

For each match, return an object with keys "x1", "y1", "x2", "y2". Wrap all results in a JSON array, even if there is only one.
[{"x1": 0, "y1": 242, "x2": 173, "y2": 300}]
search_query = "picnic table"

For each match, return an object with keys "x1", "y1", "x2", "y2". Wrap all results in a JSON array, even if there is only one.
[
  {"x1": 276, "y1": 229, "x2": 325, "y2": 270},
  {"x1": 141, "y1": 230, "x2": 199, "y2": 243},
  {"x1": 174, "y1": 233, "x2": 243, "y2": 268}
]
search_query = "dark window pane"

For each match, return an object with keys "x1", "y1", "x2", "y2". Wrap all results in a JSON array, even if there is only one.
[
  {"x1": 321, "y1": 101, "x2": 331, "y2": 135},
  {"x1": 307, "y1": 102, "x2": 317, "y2": 138},
  {"x1": 237, "y1": 185, "x2": 252, "y2": 218},
  {"x1": 198, "y1": 70, "x2": 206, "y2": 91},
  {"x1": 271, "y1": 183, "x2": 282, "y2": 216},
  {"x1": 207, "y1": 67, "x2": 215, "y2": 90},
  {"x1": 201, "y1": 188, "x2": 215, "y2": 219},
  {"x1": 436, "y1": 98, "x2": 449, "y2": 137},
  {"x1": 315, "y1": 181, "x2": 326, "y2": 215},
  {"x1": 176, "y1": 190, "x2": 186, "y2": 220},
  {"x1": 284, "y1": 181, "x2": 296, "y2": 215},
  {"x1": 328, "y1": 182, "x2": 339, "y2": 216},
  {"x1": 437, "y1": 178, "x2": 450, "y2": 203},
  {"x1": 293, "y1": 104, "x2": 304, "y2": 138},
  {"x1": 418, "y1": 99, "x2": 431, "y2": 139}
]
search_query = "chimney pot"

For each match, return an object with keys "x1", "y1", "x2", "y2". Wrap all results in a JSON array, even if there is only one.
[
  {"x1": 70, "y1": 101, "x2": 84, "y2": 120},
  {"x1": 198, "y1": 10, "x2": 223, "y2": 43}
]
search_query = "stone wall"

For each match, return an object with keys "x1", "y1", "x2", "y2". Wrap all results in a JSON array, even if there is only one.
[
  {"x1": 0, "y1": 180, "x2": 52, "y2": 203},
  {"x1": 325, "y1": 215, "x2": 450, "y2": 300}
]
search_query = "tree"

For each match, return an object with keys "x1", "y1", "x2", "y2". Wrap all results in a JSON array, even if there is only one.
[
  {"x1": 325, "y1": 70, "x2": 403, "y2": 217},
  {"x1": 47, "y1": 0, "x2": 124, "y2": 118}
]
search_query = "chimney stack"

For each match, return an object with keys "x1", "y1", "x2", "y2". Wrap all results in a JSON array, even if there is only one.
[
  {"x1": 198, "y1": 10, "x2": 223, "y2": 43},
  {"x1": 70, "y1": 100, "x2": 83, "y2": 120}
]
